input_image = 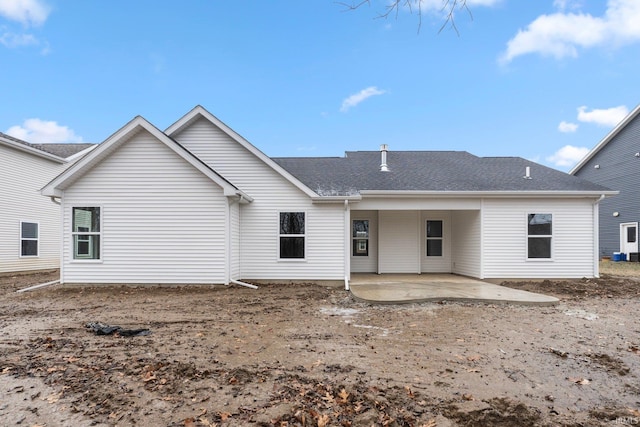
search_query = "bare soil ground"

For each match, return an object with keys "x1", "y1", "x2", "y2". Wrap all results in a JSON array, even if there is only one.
[{"x1": 1, "y1": 264, "x2": 639, "y2": 427}]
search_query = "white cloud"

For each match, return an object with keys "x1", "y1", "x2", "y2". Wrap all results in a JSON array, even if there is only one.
[
  {"x1": 500, "y1": 0, "x2": 640, "y2": 63},
  {"x1": 0, "y1": 0, "x2": 50, "y2": 26},
  {"x1": 0, "y1": 31, "x2": 37, "y2": 47},
  {"x1": 546, "y1": 145, "x2": 590, "y2": 167},
  {"x1": 577, "y1": 105, "x2": 629, "y2": 127},
  {"x1": 558, "y1": 121, "x2": 578, "y2": 133},
  {"x1": 6, "y1": 118, "x2": 84, "y2": 144},
  {"x1": 340, "y1": 86, "x2": 386, "y2": 112}
]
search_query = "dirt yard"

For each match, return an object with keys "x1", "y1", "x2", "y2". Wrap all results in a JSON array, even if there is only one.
[{"x1": 1, "y1": 264, "x2": 639, "y2": 427}]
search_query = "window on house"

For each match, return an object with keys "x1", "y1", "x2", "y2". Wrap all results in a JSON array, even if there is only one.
[
  {"x1": 72, "y1": 207, "x2": 101, "y2": 260},
  {"x1": 279, "y1": 212, "x2": 305, "y2": 259},
  {"x1": 627, "y1": 226, "x2": 637, "y2": 244},
  {"x1": 426, "y1": 220, "x2": 443, "y2": 257},
  {"x1": 528, "y1": 213, "x2": 552, "y2": 259},
  {"x1": 20, "y1": 221, "x2": 39, "y2": 257},
  {"x1": 352, "y1": 220, "x2": 369, "y2": 256}
]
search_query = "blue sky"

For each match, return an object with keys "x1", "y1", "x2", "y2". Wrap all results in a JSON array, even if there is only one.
[{"x1": 1, "y1": 0, "x2": 639, "y2": 171}]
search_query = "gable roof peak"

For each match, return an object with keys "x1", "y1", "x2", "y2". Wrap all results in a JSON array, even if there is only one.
[{"x1": 570, "y1": 103, "x2": 640, "y2": 174}]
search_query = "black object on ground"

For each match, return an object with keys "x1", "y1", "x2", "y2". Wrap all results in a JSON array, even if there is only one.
[{"x1": 86, "y1": 322, "x2": 151, "y2": 337}]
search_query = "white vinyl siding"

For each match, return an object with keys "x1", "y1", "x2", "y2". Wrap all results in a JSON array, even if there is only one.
[
  {"x1": 350, "y1": 211, "x2": 378, "y2": 273},
  {"x1": 482, "y1": 198, "x2": 595, "y2": 278},
  {"x1": 61, "y1": 129, "x2": 228, "y2": 284},
  {"x1": 420, "y1": 211, "x2": 451, "y2": 273},
  {"x1": 378, "y1": 211, "x2": 420, "y2": 273},
  {"x1": 0, "y1": 144, "x2": 64, "y2": 273},
  {"x1": 172, "y1": 117, "x2": 344, "y2": 280},
  {"x1": 451, "y1": 210, "x2": 481, "y2": 277}
]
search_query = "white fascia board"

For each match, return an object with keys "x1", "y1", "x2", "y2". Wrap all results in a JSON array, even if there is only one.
[
  {"x1": 358, "y1": 190, "x2": 619, "y2": 198},
  {"x1": 569, "y1": 103, "x2": 640, "y2": 175},
  {"x1": 0, "y1": 136, "x2": 66, "y2": 163},
  {"x1": 165, "y1": 105, "x2": 319, "y2": 199}
]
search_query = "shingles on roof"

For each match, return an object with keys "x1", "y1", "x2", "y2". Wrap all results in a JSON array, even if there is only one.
[
  {"x1": 0, "y1": 132, "x2": 94, "y2": 159},
  {"x1": 272, "y1": 151, "x2": 613, "y2": 196}
]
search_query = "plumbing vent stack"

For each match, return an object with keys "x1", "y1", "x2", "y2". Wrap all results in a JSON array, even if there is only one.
[
  {"x1": 380, "y1": 144, "x2": 389, "y2": 172},
  {"x1": 523, "y1": 166, "x2": 532, "y2": 179}
]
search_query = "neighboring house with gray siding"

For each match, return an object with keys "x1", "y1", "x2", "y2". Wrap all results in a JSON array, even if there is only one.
[
  {"x1": 570, "y1": 104, "x2": 640, "y2": 260},
  {"x1": 0, "y1": 132, "x2": 94, "y2": 273},
  {"x1": 42, "y1": 106, "x2": 615, "y2": 287}
]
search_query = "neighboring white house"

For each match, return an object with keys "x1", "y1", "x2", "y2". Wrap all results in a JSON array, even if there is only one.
[
  {"x1": 41, "y1": 106, "x2": 616, "y2": 287},
  {"x1": 0, "y1": 133, "x2": 94, "y2": 273}
]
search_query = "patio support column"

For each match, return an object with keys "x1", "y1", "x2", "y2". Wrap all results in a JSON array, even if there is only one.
[{"x1": 344, "y1": 200, "x2": 351, "y2": 290}]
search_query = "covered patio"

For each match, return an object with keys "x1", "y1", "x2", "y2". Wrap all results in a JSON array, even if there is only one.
[{"x1": 349, "y1": 274, "x2": 559, "y2": 306}]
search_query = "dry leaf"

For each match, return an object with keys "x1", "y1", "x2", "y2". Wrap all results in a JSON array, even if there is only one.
[
  {"x1": 421, "y1": 420, "x2": 437, "y2": 427},
  {"x1": 338, "y1": 388, "x2": 349, "y2": 402},
  {"x1": 183, "y1": 417, "x2": 196, "y2": 427},
  {"x1": 463, "y1": 393, "x2": 474, "y2": 401},
  {"x1": 568, "y1": 377, "x2": 590, "y2": 385},
  {"x1": 219, "y1": 411, "x2": 232, "y2": 421},
  {"x1": 405, "y1": 386, "x2": 414, "y2": 398},
  {"x1": 142, "y1": 372, "x2": 156, "y2": 382},
  {"x1": 467, "y1": 355, "x2": 481, "y2": 361},
  {"x1": 317, "y1": 414, "x2": 330, "y2": 427},
  {"x1": 45, "y1": 392, "x2": 61, "y2": 403}
]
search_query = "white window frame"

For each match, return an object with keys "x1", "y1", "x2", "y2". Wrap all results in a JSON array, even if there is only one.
[
  {"x1": 19, "y1": 221, "x2": 39, "y2": 258},
  {"x1": 71, "y1": 206, "x2": 102, "y2": 262},
  {"x1": 526, "y1": 213, "x2": 553, "y2": 261},
  {"x1": 352, "y1": 219, "x2": 369, "y2": 257},
  {"x1": 278, "y1": 211, "x2": 306, "y2": 261}
]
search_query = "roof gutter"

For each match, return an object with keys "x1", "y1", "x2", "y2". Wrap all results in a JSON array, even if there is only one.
[
  {"x1": 310, "y1": 195, "x2": 362, "y2": 203},
  {"x1": 358, "y1": 190, "x2": 619, "y2": 198}
]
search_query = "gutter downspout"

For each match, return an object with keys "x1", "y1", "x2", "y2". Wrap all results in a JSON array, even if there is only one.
[
  {"x1": 48, "y1": 194, "x2": 64, "y2": 284},
  {"x1": 17, "y1": 279, "x2": 60, "y2": 293},
  {"x1": 344, "y1": 200, "x2": 350, "y2": 291},
  {"x1": 227, "y1": 195, "x2": 258, "y2": 290},
  {"x1": 593, "y1": 194, "x2": 605, "y2": 278}
]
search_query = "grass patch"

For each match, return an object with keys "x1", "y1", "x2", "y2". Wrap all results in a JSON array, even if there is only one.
[{"x1": 600, "y1": 260, "x2": 640, "y2": 278}]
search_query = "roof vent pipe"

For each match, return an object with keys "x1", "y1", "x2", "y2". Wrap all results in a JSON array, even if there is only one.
[
  {"x1": 523, "y1": 166, "x2": 532, "y2": 179},
  {"x1": 380, "y1": 144, "x2": 389, "y2": 172}
]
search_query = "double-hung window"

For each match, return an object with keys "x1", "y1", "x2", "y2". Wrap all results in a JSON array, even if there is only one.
[
  {"x1": 352, "y1": 220, "x2": 369, "y2": 256},
  {"x1": 426, "y1": 220, "x2": 443, "y2": 257},
  {"x1": 279, "y1": 212, "x2": 305, "y2": 259},
  {"x1": 20, "y1": 221, "x2": 39, "y2": 257},
  {"x1": 527, "y1": 213, "x2": 552, "y2": 259},
  {"x1": 72, "y1": 207, "x2": 101, "y2": 260}
]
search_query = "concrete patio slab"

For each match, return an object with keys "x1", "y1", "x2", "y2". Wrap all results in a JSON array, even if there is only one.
[{"x1": 349, "y1": 274, "x2": 559, "y2": 306}]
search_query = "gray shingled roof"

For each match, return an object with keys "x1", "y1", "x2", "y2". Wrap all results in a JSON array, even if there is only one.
[
  {"x1": 0, "y1": 132, "x2": 94, "y2": 159},
  {"x1": 273, "y1": 151, "x2": 613, "y2": 196}
]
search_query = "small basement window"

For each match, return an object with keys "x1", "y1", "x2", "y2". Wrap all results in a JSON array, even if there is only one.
[
  {"x1": 20, "y1": 221, "x2": 39, "y2": 257},
  {"x1": 279, "y1": 212, "x2": 305, "y2": 259},
  {"x1": 527, "y1": 213, "x2": 552, "y2": 259},
  {"x1": 72, "y1": 207, "x2": 101, "y2": 260}
]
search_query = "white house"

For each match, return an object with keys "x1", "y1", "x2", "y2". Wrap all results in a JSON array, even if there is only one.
[
  {"x1": 0, "y1": 133, "x2": 94, "y2": 273},
  {"x1": 41, "y1": 106, "x2": 616, "y2": 287}
]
